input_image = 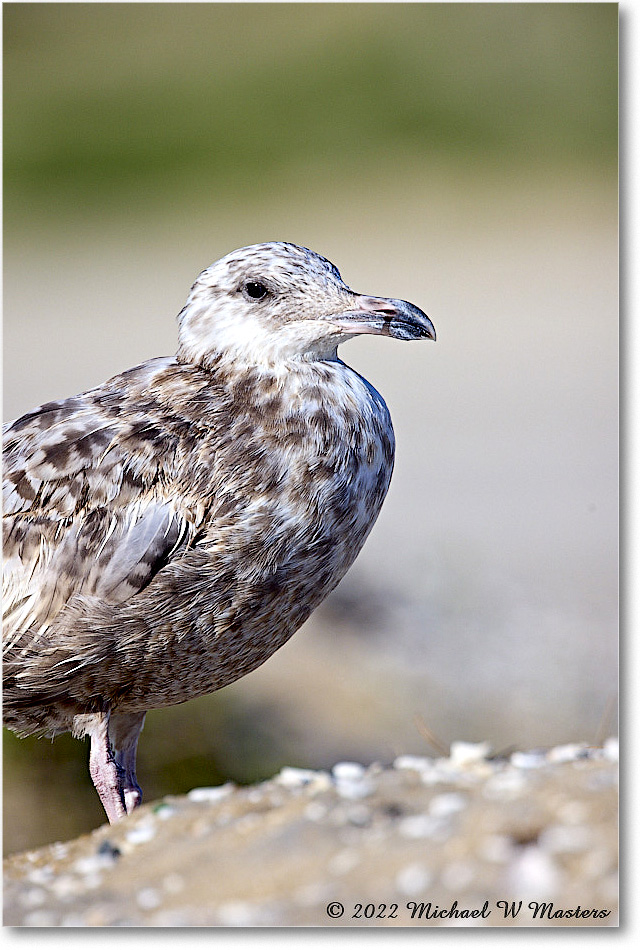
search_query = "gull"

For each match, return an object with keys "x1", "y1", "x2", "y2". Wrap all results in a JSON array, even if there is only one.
[{"x1": 3, "y1": 242, "x2": 435, "y2": 823}]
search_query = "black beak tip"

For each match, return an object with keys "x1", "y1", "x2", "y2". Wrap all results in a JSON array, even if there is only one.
[{"x1": 390, "y1": 301, "x2": 436, "y2": 342}]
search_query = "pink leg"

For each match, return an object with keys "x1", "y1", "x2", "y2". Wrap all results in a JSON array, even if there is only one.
[
  {"x1": 88, "y1": 712, "x2": 127, "y2": 823},
  {"x1": 88, "y1": 710, "x2": 145, "y2": 823}
]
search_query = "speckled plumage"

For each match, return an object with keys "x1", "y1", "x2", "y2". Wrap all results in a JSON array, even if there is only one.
[{"x1": 3, "y1": 242, "x2": 435, "y2": 822}]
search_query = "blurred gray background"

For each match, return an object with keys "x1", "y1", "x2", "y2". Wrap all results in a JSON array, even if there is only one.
[{"x1": 3, "y1": 3, "x2": 617, "y2": 854}]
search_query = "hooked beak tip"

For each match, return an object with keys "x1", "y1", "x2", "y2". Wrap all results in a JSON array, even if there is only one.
[{"x1": 347, "y1": 295, "x2": 436, "y2": 342}]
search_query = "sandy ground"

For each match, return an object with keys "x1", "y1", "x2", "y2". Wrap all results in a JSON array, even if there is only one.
[{"x1": 3, "y1": 740, "x2": 618, "y2": 928}]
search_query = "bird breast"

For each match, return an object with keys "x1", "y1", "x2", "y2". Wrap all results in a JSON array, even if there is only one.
[
  {"x1": 142, "y1": 357, "x2": 398, "y2": 701},
  {"x1": 128, "y1": 358, "x2": 397, "y2": 705}
]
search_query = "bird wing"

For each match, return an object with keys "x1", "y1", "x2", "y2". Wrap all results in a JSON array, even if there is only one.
[{"x1": 3, "y1": 391, "x2": 199, "y2": 652}]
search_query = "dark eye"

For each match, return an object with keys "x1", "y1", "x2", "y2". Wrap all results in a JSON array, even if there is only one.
[{"x1": 243, "y1": 281, "x2": 268, "y2": 300}]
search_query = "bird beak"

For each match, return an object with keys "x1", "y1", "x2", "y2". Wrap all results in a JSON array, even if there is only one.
[{"x1": 331, "y1": 294, "x2": 436, "y2": 342}]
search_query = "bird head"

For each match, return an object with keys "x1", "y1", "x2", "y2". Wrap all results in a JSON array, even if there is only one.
[{"x1": 177, "y1": 242, "x2": 435, "y2": 370}]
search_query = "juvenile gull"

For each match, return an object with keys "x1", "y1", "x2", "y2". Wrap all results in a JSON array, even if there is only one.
[{"x1": 3, "y1": 242, "x2": 435, "y2": 823}]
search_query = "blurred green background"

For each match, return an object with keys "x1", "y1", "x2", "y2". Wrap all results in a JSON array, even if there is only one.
[{"x1": 3, "y1": 2, "x2": 618, "y2": 855}]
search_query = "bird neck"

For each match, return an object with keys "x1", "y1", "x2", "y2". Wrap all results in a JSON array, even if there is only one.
[{"x1": 176, "y1": 345, "x2": 341, "y2": 380}]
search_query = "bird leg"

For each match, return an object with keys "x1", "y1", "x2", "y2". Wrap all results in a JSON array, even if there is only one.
[
  {"x1": 88, "y1": 712, "x2": 127, "y2": 823},
  {"x1": 88, "y1": 710, "x2": 145, "y2": 823},
  {"x1": 109, "y1": 711, "x2": 146, "y2": 815}
]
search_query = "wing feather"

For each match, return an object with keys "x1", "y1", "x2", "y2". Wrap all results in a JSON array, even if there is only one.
[{"x1": 3, "y1": 376, "x2": 201, "y2": 653}]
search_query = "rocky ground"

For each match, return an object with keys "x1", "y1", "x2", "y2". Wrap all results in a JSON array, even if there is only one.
[{"x1": 3, "y1": 740, "x2": 618, "y2": 928}]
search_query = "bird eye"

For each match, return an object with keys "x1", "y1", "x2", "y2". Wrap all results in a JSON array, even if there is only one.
[{"x1": 243, "y1": 281, "x2": 269, "y2": 300}]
